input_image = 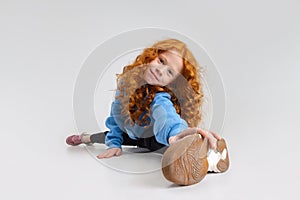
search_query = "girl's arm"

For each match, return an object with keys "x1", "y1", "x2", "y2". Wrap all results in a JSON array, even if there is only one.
[
  {"x1": 97, "y1": 98, "x2": 124, "y2": 159},
  {"x1": 151, "y1": 92, "x2": 188, "y2": 145},
  {"x1": 151, "y1": 92, "x2": 221, "y2": 149}
]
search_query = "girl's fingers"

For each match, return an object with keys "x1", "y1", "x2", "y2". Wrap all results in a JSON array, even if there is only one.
[
  {"x1": 176, "y1": 128, "x2": 221, "y2": 150},
  {"x1": 105, "y1": 150, "x2": 114, "y2": 158},
  {"x1": 209, "y1": 131, "x2": 221, "y2": 140},
  {"x1": 97, "y1": 148, "x2": 121, "y2": 159},
  {"x1": 97, "y1": 151, "x2": 109, "y2": 159},
  {"x1": 196, "y1": 128, "x2": 209, "y2": 138},
  {"x1": 106, "y1": 149, "x2": 116, "y2": 158},
  {"x1": 115, "y1": 149, "x2": 122, "y2": 156},
  {"x1": 196, "y1": 129, "x2": 218, "y2": 150},
  {"x1": 197, "y1": 128, "x2": 221, "y2": 140},
  {"x1": 208, "y1": 137, "x2": 217, "y2": 150},
  {"x1": 97, "y1": 153, "x2": 105, "y2": 159}
]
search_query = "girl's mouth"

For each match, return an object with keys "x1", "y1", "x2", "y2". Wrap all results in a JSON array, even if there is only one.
[{"x1": 150, "y1": 69, "x2": 159, "y2": 81}]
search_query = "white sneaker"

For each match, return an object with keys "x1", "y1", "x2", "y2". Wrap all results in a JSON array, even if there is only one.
[{"x1": 207, "y1": 138, "x2": 230, "y2": 173}]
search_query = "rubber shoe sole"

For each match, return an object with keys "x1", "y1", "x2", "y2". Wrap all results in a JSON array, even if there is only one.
[
  {"x1": 216, "y1": 138, "x2": 230, "y2": 172},
  {"x1": 161, "y1": 134, "x2": 209, "y2": 186}
]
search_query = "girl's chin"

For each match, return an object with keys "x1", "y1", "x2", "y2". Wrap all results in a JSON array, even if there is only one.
[
  {"x1": 144, "y1": 77, "x2": 155, "y2": 85},
  {"x1": 143, "y1": 76, "x2": 164, "y2": 86}
]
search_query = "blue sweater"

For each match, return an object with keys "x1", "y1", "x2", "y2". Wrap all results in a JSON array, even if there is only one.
[{"x1": 104, "y1": 92, "x2": 188, "y2": 149}]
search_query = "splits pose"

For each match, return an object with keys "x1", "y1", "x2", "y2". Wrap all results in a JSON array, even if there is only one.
[{"x1": 66, "y1": 39, "x2": 229, "y2": 185}]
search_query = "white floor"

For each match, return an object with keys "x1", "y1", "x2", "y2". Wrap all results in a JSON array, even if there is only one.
[{"x1": 1, "y1": 1, "x2": 300, "y2": 199}]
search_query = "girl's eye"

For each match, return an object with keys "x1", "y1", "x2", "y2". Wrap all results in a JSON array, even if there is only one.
[
  {"x1": 159, "y1": 58, "x2": 165, "y2": 64},
  {"x1": 168, "y1": 69, "x2": 173, "y2": 75}
]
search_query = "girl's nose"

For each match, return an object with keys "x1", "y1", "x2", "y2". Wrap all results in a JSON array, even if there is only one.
[{"x1": 155, "y1": 67, "x2": 163, "y2": 77}]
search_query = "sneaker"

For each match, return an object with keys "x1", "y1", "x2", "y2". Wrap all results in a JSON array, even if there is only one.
[
  {"x1": 207, "y1": 138, "x2": 230, "y2": 173},
  {"x1": 161, "y1": 134, "x2": 209, "y2": 186},
  {"x1": 66, "y1": 133, "x2": 90, "y2": 146}
]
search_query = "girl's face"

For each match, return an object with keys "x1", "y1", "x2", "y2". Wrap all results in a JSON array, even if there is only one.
[{"x1": 143, "y1": 50, "x2": 184, "y2": 86}]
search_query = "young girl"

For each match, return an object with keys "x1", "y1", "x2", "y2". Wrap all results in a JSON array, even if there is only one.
[{"x1": 66, "y1": 39, "x2": 229, "y2": 175}]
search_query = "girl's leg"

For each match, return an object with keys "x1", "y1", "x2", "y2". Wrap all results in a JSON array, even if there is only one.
[
  {"x1": 89, "y1": 131, "x2": 144, "y2": 146},
  {"x1": 84, "y1": 131, "x2": 141, "y2": 145},
  {"x1": 135, "y1": 136, "x2": 167, "y2": 154},
  {"x1": 89, "y1": 131, "x2": 107, "y2": 144},
  {"x1": 67, "y1": 131, "x2": 167, "y2": 154},
  {"x1": 66, "y1": 133, "x2": 91, "y2": 146},
  {"x1": 66, "y1": 132, "x2": 106, "y2": 146}
]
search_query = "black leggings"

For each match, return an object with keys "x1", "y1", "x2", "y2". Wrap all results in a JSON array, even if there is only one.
[{"x1": 90, "y1": 131, "x2": 168, "y2": 154}]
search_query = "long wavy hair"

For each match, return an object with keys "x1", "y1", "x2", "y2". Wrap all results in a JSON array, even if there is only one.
[{"x1": 116, "y1": 39, "x2": 204, "y2": 127}]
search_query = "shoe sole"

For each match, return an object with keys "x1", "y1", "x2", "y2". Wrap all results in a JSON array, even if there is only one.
[
  {"x1": 216, "y1": 138, "x2": 230, "y2": 172},
  {"x1": 161, "y1": 134, "x2": 209, "y2": 186}
]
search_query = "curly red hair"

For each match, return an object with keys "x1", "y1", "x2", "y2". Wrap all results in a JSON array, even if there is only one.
[{"x1": 116, "y1": 39, "x2": 204, "y2": 127}]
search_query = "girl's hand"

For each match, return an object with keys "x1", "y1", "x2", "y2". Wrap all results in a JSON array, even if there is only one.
[
  {"x1": 169, "y1": 128, "x2": 221, "y2": 150},
  {"x1": 97, "y1": 148, "x2": 122, "y2": 159}
]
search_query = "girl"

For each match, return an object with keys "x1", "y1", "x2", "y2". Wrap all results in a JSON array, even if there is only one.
[{"x1": 66, "y1": 39, "x2": 229, "y2": 175}]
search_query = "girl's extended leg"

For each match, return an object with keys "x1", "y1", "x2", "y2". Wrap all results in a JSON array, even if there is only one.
[
  {"x1": 88, "y1": 131, "x2": 141, "y2": 145},
  {"x1": 90, "y1": 131, "x2": 167, "y2": 153},
  {"x1": 66, "y1": 132, "x2": 106, "y2": 146},
  {"x1": 67, "y1": 131, "x2": 168, "y2": 154}
]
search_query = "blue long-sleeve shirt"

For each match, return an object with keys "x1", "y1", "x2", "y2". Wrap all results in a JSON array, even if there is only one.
[{"x1": 105, "y1": 92, "x2": 188, "y2": 149}]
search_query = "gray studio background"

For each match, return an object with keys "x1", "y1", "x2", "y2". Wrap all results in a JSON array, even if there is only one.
[{"x1": 0, "y1": 0, "x2": 299, "y2": 199}]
